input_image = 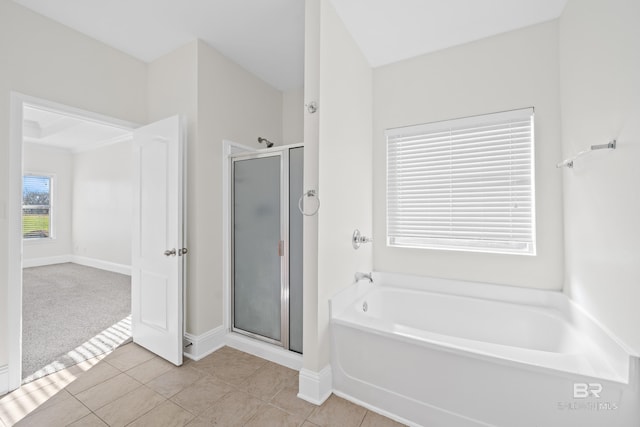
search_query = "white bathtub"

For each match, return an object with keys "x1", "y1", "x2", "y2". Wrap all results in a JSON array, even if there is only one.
[{"x1": 330, "y1": 273, "x2": 640, "y2": 427}]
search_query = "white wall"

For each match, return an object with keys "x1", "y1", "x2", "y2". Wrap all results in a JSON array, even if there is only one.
[
  {"x1": 22, "y1": 140, "x2": 133, "y2": 270},
  {"x1": 0, "y1": 0, "x2": 147, "y2": 368},
  {"x1": 302, "y1": 0, "x2": 321, "y2": 374},
  {"x1": 283, "y1": 87, "x2": 304, "y2": 145},
  {"x1": 303, "y1": 0, "x2": 373, "y2": 373},
  {"x1": 559, "y1": 0, "x2": 640, "y2": 354},
  {"x1": 2, "y1": 0, "x2": 290, "y2": 377},
  {"x1": 147, "y1": 41, "x2": 199, "y2": 333},
  {"x1": 372, "y1": 21, "x2": 564, "y2": 290},
  {"x1": 22, "y1": 143, "x2": 73, "y2": 262},
  {"x1": 147, "y1": 40, "x2": 283, "y2": 336},
  {"x1": 147, "y1": 41, "x2": 198, "y2": 141},
  {"x1": 196, "y1": 41, "x2": 283, "y2": 335},
  {"x1": 72, "y1": 141, "x2": 133, "y2": 267}
]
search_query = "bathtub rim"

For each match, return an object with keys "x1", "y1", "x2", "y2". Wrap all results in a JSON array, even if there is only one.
[
  {"x1": 332, "y1": 314, "x2": 626, "y2": 385},
  {"x1": 330, "y1": 271, "x2": 638, "y2": 385},
  {"x1": 331, "y1": 317, "x2": 640, "y2": 427}
]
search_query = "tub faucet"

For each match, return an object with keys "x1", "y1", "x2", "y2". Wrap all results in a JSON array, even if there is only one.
[{"x1": 355, "y1": 272, "x2": 373, "y2": 283}]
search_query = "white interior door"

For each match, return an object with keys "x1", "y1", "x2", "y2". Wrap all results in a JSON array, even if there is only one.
[{"x1": 132, "y1": 115, "x2": 185, "y2": 365}]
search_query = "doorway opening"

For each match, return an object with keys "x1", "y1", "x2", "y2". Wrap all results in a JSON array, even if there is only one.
[{"x1": 8, "y1": 93, "x2": 138, "y2": 388}]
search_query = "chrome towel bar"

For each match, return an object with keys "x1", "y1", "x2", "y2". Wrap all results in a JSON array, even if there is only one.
[{"x1": 557, "y1": 140, "x2": 616, "y2": 168}]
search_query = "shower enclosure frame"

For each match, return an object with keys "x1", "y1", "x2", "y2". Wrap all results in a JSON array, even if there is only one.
[{"x1": 229, "y1": 146, "x2": 300, "y2": 351}]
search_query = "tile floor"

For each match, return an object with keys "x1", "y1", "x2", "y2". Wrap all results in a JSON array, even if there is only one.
[{"x1": 0, "y1": 343, "x2": 405, "y2": 427}]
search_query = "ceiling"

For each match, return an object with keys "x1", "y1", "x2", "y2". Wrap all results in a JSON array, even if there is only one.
[
  {"x1": 23, "y1": 106, "x2": 131, "y2": 152},
  {"x1": 330, "y1": 0, "x2": 568, "y2": 68},
  {"x1": 13, "y1": 0, "x2": 305, "y2": 91},
  {"x1": 12, "y1": 0, "x2": 567, "y2": 91}
]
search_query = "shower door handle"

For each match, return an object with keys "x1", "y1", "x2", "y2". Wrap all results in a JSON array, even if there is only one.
[{"x1": 278, "y1": 240, "x2": 284, "y2": 257}]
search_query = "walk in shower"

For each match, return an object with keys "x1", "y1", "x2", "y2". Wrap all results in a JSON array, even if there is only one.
[{"x1": 231, "y1": 145, "x2": 303, "y2": 353}]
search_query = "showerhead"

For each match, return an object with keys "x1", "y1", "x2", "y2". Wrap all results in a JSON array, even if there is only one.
[{"x1": 257, "y1": 137, "x2": 274, "y2": 148}]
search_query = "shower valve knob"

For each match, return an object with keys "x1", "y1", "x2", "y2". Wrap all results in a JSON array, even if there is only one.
[{"x1": 352, "y1": 229, "x2": 373, "y2": 250}]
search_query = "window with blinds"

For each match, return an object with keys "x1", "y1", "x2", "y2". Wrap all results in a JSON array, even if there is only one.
[
  {"x1": 386, "y1": 108, "x2": 535, "y2": 255},
  {"x1": 23, "y1": 175, "x2": 52, "y2": 239}
]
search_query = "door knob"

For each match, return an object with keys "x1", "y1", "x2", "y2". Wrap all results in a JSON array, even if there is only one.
[{"x1": 164, "y1": 248, "x2": 177, "y2": 256}]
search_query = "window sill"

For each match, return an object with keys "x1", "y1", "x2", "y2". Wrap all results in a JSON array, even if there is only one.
[{"x1": 23, "y1": 237, "x2": 56, "y2": 245}]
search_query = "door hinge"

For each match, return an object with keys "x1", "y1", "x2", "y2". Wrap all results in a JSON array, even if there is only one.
[{"x1": 278, "y1": 240, "x2": 284, "y2": 257}]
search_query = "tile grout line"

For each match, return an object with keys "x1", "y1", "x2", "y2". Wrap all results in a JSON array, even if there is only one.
[
  {"x1": 9, "y1": 345, "x2": 146, "y2": 425},
  {"x1": 240, "y1": 401, "x2": 263, "y2": 427},
  {"x1": 118, "y1": 385, "x2": 169, "y2": 427},
  {"x1": 166, "y1": 392, "x2": 199, "y2": 420},
  {"x1": 357, "y1": 410, "x2": 369, "y2": 427},
  {"x1": 72, "y1": 393, "x2": 104, "y2": 427},
  {"x1": 14, "y1": 345, "x2": 403, "y2": 427},
  {"x1": 173, "y1": 362, "x2": 305, "y2": 426},
  {"x1": 72, "y1": 373, "x2": 145, "y2": 422}
]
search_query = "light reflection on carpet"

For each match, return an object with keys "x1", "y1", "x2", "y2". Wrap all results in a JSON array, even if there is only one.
[{"x1": 23, "y1": 315, "x2": 132, "y2": 384}]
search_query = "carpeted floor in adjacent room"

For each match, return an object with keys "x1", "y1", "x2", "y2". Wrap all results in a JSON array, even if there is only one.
[{"x1": 22, "y1": 262, "x2": 131, "y2": 383}]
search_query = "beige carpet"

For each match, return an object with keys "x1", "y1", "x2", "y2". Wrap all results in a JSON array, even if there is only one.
[{"x1": 22, "y1": 263, "x2": 131, "y2": 383}]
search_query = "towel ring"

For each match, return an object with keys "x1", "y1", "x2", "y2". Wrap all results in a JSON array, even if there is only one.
[{"x1": 298, "y1": 190, "x2": 320, "y2": 216}]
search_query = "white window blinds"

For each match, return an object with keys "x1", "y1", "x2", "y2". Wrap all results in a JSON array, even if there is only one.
[
  {"x1": 386, "y1": 108, "x2": 536, "y2": 255},
  {"x1": 23, "y1": 175, "x2": 52, "y2": 239}
]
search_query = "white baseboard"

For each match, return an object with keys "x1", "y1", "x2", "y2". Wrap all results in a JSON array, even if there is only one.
[
  {"x1": 21, "y1": 254, "x2": 131, "y2": 276},
  {"x1": 225, "y1": 332, "x2": 303, "y2": 371},
  {"x1": 182, "y1": 328, "x2": 304, "y2": 373},
  {"x1": 298, "y1": 365, "x2": 332, "y2": 405},
  {"x1": 71, "y1": 256, "x2": 131, "y2": 276},
  {"x1": 183, "y1": 326, "x2": 227, "y2": 361},
  {"x1": 22, "y1": 255, "x2": 72, "y2": 268},
  {"x1": 0, "y1": 365, "x2": 8, "y2": 396}
]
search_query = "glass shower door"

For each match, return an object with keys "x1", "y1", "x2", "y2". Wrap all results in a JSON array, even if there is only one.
[
  {"x1": 288, "y1": 147, "x2": 303, "y2": 353},
  {"x1": 232, "y1": 153, "x2": 283, "y2": 343}
]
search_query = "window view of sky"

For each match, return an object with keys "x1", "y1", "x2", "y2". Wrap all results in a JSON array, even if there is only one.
[{"x1": 23, "y1": 175, "x2": 50, "y2": 197}]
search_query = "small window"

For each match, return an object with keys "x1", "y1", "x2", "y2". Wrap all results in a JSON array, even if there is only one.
[
  {"x1": 386, "y1": 108, "x2": 536, "y2": 255},
  {"x1": 23, "y1": 175, "x2": 52, "y2": 239}
]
